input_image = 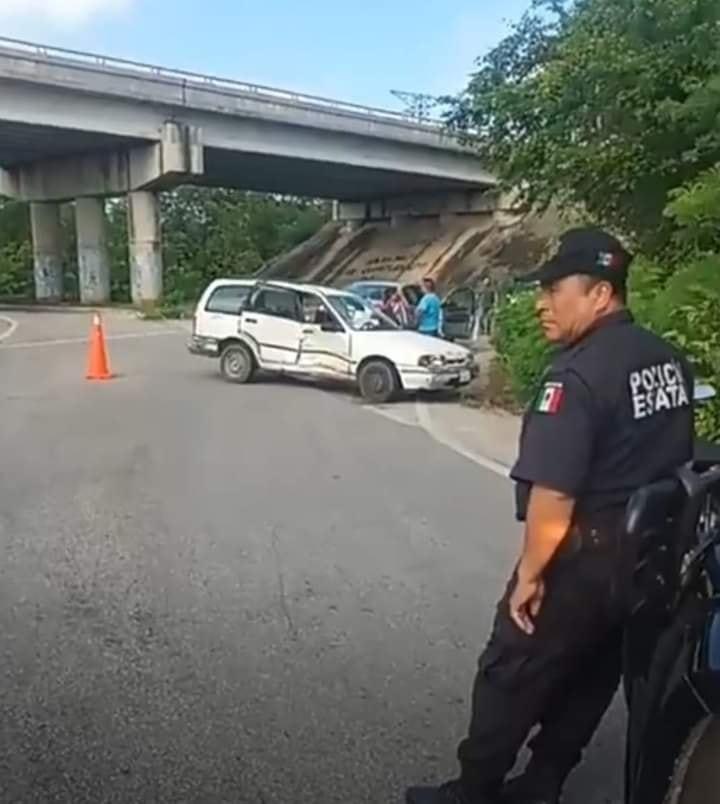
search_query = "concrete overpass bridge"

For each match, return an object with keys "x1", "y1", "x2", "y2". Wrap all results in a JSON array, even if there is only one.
[{"x1": 0, "y1": 37, "x2": 495, "y2": 305}]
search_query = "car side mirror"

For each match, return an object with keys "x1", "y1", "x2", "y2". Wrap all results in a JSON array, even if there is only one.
[{"x1": 321, "y1": 320, "x2": 343, "y2": 333}]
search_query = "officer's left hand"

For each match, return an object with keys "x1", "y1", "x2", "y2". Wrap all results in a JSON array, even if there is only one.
[{"x1": 510, "y1": 574, "x2": 546, "y2": 635}]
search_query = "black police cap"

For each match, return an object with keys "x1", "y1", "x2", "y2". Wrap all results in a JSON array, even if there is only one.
[{"x1": 524, "y1": 227, "x2": 633, "y2": 285}]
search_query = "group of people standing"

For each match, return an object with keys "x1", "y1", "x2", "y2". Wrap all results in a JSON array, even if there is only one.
[{"x1": 380, "y1": 277, "x2": 444, "y2": 338}]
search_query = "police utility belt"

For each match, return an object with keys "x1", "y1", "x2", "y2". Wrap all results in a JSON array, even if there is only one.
[
  {"x1": 515, "y1": 482, "x2": 626, "y2": 554},
  {"x1": 560, "y1": 507, "x2": 628, "y2": 559}
]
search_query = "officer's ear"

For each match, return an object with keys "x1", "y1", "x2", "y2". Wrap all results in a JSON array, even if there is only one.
[
  {"x1": 596, "y1": 279, "x2": 614, "y2": 301},
  {"x1": 583, "y1": 276, "x2": 615, "y2": 306}
]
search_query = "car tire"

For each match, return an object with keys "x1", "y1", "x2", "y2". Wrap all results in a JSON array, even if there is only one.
[
  {"x1": 357, "y1": 359, "x2": 400, "y2": 403},
  {"x1": 220, "y1": 342, "x2": 255, "y2": 384},
  {"x1": 665, "y1": 717, "x2": 720, "y2": 804}
]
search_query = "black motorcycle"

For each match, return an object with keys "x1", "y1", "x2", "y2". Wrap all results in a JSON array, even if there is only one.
[{"x1": 623, "y1": 385, "x2": 720, "y2": 803}]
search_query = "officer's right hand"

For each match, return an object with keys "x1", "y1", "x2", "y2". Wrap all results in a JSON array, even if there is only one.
[{"x1": 510, "y1": 574, "x2": 546, "y2": 635}]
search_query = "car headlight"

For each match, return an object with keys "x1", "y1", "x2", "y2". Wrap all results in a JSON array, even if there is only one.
[{"x1": 418, "y1": 354, "x2": 446, "y2": 368}]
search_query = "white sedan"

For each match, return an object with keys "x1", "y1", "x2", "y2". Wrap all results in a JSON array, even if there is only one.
[{"x1": 188, "y1": 279, "x2": 476, "y2": 403}]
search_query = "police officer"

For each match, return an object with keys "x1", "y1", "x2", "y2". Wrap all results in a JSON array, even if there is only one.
[{"x1": 406, "y1": 228, "x2": 695, "y2": 804}]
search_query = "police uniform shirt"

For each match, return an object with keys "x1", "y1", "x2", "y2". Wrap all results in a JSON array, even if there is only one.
[{"x1": 511, "y1": 310, "x2": 695, "y2": 521}]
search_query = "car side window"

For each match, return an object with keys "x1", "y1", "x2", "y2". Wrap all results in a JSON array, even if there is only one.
[
  {"x1": 299, "y1": 292, "x2": 345, "y2": 329},
  {"x1": 205, "y1": 285, "x2": 252, "y2": 314},
  {"x1": 250, "y1": 288, "x2": 301, "y2": 321},
  {"x1": 300, "y1": 292, "x2": 323, "y2": 323}
]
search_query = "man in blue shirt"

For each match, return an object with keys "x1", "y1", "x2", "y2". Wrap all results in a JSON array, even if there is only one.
[{"x1": 416, "y1": 277, "x2": 443, "y2": 337}]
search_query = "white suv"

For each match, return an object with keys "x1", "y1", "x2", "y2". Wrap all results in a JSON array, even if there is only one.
[{"x1": 188, "y1": 279, "x2": 475, "y2": 403}]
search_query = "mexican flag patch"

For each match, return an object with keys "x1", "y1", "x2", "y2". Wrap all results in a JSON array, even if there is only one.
[{"x1": 536, "y1": 381, "x2": 564, "y2": 414}]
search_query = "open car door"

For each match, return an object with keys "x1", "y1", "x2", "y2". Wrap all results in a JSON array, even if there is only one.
[{"x1": 441, "y1": 287, "x2": 479, "y2": 341}]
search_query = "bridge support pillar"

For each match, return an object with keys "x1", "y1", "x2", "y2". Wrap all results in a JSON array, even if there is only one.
[
  {"x1": 76, "y1": 197, "x2": 111, "y2": 304},
  {"x1": 128, "y1": 191, "x2": 162, "y2": 308},
  {"x1": 30, "y1": 202, "x2": 64, "y2": 302}
]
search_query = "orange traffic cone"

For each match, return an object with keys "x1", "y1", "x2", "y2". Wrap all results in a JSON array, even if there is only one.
[{"x1": 86, "y1": 313, "x2": 113, "y2": 381}]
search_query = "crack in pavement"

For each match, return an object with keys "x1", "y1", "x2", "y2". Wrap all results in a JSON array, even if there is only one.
[{"x1": 270, "y1": 526, "x2": 298, "y2": 640}]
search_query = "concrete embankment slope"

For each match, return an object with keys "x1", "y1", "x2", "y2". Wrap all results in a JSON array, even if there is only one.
[{"x1": 261, "y1": 204, "x2": 565, "y2": 290}]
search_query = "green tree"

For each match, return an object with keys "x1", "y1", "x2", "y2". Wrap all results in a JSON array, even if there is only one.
[
  {"x1": 0, "y1": 198, "x2": 32, "y2": 298},
  {"x1": 449, "y1": 0, "x2": 720, "y2": 253},
  {"x1": 0, "y1": 197, "x2": 31, "y2": 243},
  {"x1": 159, "y1": 189, "x2": 329, "y2": 304},
  {"x1": 665, "y1": 165, "x2": 720, "y2": 253}
]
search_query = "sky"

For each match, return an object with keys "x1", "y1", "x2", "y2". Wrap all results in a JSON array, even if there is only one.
[{"x1": 0, "y1": 0, "x2": 531, "y2": 109}]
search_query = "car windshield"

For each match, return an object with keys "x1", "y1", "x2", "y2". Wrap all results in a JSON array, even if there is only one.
[
  {"x1": 348, "y1": 283, "x2": 389, "y2": 302},
  {"x1": 327, "y1": 294, "x2": 399, "y2": 331}
]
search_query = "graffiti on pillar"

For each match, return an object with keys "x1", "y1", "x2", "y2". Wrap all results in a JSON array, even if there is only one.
[
  {"x1": 131, "y1": 257, "x2": 143, "y2": 304},
  {"x1": 34, "y1": 257, "x2": 63, "y2": 300},
  {"x1": 80, "y1": 258, "x2": 99, "y2": 288}
]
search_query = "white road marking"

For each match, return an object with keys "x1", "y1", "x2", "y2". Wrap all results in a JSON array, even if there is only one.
[
  {"x1": 366, "y1": 396, "x2": 512, "y2": 478},
  {"x1": 415, "y1": 400, "x2": 510, "y2": 478},
  {"x1": 0, "y1": 315, "x2": 19, "y2": 342},
  {"x1": 367, "y1": 404, "x2": 418, "y2": 428},
  {"x1": 1, "y1": 329, "x2": 180, "y2": 350}
]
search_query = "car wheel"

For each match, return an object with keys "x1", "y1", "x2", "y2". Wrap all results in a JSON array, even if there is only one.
[
  {"x1": 358, "y1": 359, "x2": 399, "y2": 403},
  {"x1": 220, "y1": 343, "x2": 255, "y2": 384},
  {"x1": 665, "y1": 717, "x2": 720, "y2": 804}
]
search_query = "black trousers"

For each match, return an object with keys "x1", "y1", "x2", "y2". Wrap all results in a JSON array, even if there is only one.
[{"x1": 457, "y1": 527, "x2": 629, "y2": 795}]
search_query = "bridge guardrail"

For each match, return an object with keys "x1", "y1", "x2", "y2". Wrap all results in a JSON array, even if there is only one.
[{"x1": 0, "y1": 36, "x2": 446, "y2": 131}]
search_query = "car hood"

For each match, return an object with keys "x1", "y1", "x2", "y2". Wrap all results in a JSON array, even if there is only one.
[{"x1": 354, "y1": 329, "x2": 472, "y2": 361}]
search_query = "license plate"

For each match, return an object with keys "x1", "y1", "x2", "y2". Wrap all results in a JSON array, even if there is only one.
[{"x1": 460, "y1": 370, "x2": 471, "y2": 383}]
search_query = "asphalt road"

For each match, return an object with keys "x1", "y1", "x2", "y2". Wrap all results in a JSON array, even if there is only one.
[{"x1": 0, "y1": 309, "x2": 624, "y2": 804}]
